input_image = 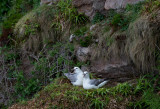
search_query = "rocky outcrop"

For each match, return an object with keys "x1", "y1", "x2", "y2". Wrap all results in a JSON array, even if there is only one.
[
  {"x1": 40, "y1": 0, "x2": 59, "y2": 5},
  {"x1": 72, "y1": 0, "x2": 144, "y2": 18},
  {"x1": 73, "y1": 8, "x2": 160, "y2": 80},
  {"x1": 76, "y1": 47, "x2": 90, "y2": 62},
  {"x1": 72, "y1": 0, "x2": 106, "y2": 19},
  {"x1": 90, "y1": 59, "x2": 138, "y2": 82},
  {"x1": 105, "y1": 0, "x2": 144, "y2": 10},
  {"x1": 40, "y1": 0, "x2": 144, "y2": 18}
]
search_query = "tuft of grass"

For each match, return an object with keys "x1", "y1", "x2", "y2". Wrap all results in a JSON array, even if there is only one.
[
  {"x1": 142, "y1": 0, "x2": 160, "y2": 13},
  {"x1": 128, "y1": 89, "x2": 160, "y2": 109},
  {"x1": 111, "y1": 82, "x2": 132, "y2": 96},
  {"x1": 90, "y1": 97, "x2": 105, "y2": 109},
  {"x1": 56, "y1": 0, "x2": 88, "y2": 25},
  {"x1": 141, "y1": 89, "x2": 160, "y2": 109},
  {"x1": 134, "y1": 76, "x2": 151, "y2": 95},
  {"x1": 106, "y1": 36, "x2": 114, "y2": 46},
  {"x1": 103, "y1": 25, "x2": 110, "y2": 33}
]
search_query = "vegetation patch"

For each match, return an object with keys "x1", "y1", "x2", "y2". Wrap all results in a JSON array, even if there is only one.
[
  {"x1": 73, "y1": 26, "x2": 88, "y2": 37},
  {"x1": 106, "y1": 1, "x2": 145, "y2": 31},
  {"x1": 0, "y1": 42, "x2": 88, "y2": 106},
  {"x1": 55, "y1": 0, "x2": 88, "y2": 27},
  {"x1": 80, "y1": 35, "x2": 92, "y2": 47},
  {"x1": 92, "y1": 12, "x2": 105, "y2": 24},
  {"x1": 9, "y1": 75, "x2": 160, "y2": 109}
]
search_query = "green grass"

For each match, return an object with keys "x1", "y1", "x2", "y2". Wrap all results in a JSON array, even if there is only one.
[
  {"x1": 56, "y1": 0, "x2": 88, "y2": 25},
  {"x1": 7, "y1": 73, "x2": 160, "y2": 109}
]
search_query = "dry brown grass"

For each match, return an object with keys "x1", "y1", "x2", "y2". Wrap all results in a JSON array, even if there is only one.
[
  {"x1": 89, "y1": 9, "x2": 160, "y2": 73},
  {"x1": 126, "y1": 9, "x2": 160, "y2": 72}
]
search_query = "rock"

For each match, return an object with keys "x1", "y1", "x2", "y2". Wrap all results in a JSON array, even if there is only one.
[
  {"x1": 40, "y1": 0, "x2": 59, "y2": 5},
  {"x1": 77, "y1": 5, "x2": 94, "y2": 17},
  {"x1": 81, "y1": 66, "x2": 90, "y2": 72},
  {"x1": 90, "y1": 59, "x2": 139, "y2": 82},
  {"x1": 72, "y1": 0, "x2": 106, "y2": 19},
  {"x1": 93, "y1": 0, "x2": 106, "y2": 11},
  {"x1": 72, "y1": 0, "x2": 93, "y2": 7},
  {"x1": 0, "y1": 93, "x2": 4, "y2": 104},
  {"x1": 90, "y1": 24, "x2": 97, "y2": 31},
  {"x1": 104, "y1": 0, "x2": 144, "y2": 10},
  {"x1": 76, "y1": 47, "x2": 90, "y2": 62}
]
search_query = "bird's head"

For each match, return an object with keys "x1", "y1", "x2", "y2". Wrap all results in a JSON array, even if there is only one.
[
  {"x1": 83, "y1": 71, "x2": 89, "y2": 78},
  {"x1": 74, "y1": 67, "x2": 80, "y2": 70},
  {"x1": 73, "y1": 67, "x2": 82, "y2": 73}
]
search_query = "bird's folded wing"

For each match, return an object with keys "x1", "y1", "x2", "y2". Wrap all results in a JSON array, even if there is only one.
[
  {"x1": 90, "y1": 79, "x2": 106, "y2": 86},
  {"x1": 64, "y1": 73, "x2": 78, "y2": 82}
]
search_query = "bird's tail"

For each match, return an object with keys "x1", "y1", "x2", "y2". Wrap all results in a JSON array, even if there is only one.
[{"x1": 98, "y1": 80, "x2": 109, "y2": 88}]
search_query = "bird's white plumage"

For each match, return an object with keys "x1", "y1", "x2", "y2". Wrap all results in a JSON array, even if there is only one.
[
  {"x1": 83, "y1": 71, "x2": 108, "y2": 89},
  {"x1": 69, "y1": 34, "x2": 76, "y2": 42},
  {"x1": 64, "y1": 67, "x2": 84, "y2": 86}
]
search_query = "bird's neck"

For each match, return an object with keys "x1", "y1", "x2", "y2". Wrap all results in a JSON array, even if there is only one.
[{"x1": 84, "y1": 76, "x2": 90, "y2": 80}]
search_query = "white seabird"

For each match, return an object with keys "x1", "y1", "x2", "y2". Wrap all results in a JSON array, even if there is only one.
[
  {"x1": 69, "y1": 34, "x2": 76, "y2": 42},
  {"x1": 64, "y1": 67, "x2": 84, "y2": 86},
  {"x1": 83, "y1": 71, "x2": 109, "y2": 89}
]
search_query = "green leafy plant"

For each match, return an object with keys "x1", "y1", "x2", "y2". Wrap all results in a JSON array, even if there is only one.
[
  {"x1": 128, "y1": 89, "x2": 160, "y2": 109},
  {"x1": 3, "y1": 13, "x2": 22, "y2": 29},
  {"x1": 0, "y1": 0, "x2": 12, "y2": 21},
  {"x1": 90, "y1": 98, "x2": 105, "y2": 109},
  {"x1": 14, "y1": 71, "x2": 41, "y2": 101},
  {"x1": 92, "y1": 12, "x2": 105, "y2": 24},
  {"x1": 24, "y1": 23, "x2": 40, "y2": 36},
  {"x1": 74, "y1": 26, "x2": 88, "y2": 37},
  {"x1": 56, "y1": 0, "x2": 88, "y2": 25},
  {"x1": 106, "y1": 2, "x2": 145, "y2": 31},
  {"x1": 1, "y1": 0, "x2": 40, "y2": 33},
  {"x1": 126, "y1": 1, "x2": 144, "y2": 13},
  {"x1": 80, "y1": 35, "x2": 92, "y2": 47},
  {"x1": 111, "y1": 82, "x2": 132, "y2": 96},
  {"x1": 134, "y1": 76, "x2": 151, "y2": 94},
  {"x1": 143, "y1": 0, "x2": 160, "y2": 13},
  {"x1": 111, "y1": 13, "x2": 122, "y2": 26}
]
